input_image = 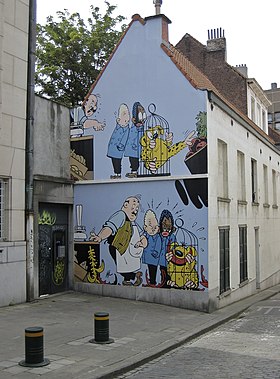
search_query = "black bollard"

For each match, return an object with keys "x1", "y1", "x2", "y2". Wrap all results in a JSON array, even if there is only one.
[
  {"x1": 89, "y1": 312, "x2": 114, "y2": 344},
  {"x1": 19, "y1": 327, "x2": 50, "y2": 367}
]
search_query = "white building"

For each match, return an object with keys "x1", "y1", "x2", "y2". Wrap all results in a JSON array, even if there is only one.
[
  {"x1": 0, "y1": 0, "x2": 29, "y2": 306},
  {"x1": 73, "y1": 13, "x2": 280, "y2": 311}
]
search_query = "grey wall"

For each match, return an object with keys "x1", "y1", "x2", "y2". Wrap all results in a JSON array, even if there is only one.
[{"x1": 34, "y1": 95, "x2": 71, "y2": 179}]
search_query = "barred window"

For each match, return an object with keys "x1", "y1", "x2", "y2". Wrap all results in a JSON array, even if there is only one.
[
  {"x1": 219, "y1": 227, "x2": 230, "y2": 294},
  {"x1": 239, "y1": 226, "x2": 248, "y2": 283},
  {"x1": 0, "y1": 179, "x2": 8, "y2": 240}
]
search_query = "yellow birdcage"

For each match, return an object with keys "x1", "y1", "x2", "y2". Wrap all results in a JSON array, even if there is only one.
[{"x1": 138, "y1": 103, "x2": 171, "y2": 177}]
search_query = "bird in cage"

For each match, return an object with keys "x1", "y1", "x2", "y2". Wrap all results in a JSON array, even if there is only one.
[
  {"x1": 166, "y1": 242, "x2": 199, "y2": 289},
  {"x1": 140, "y1": 125, "x2": 195, "y2": 174}
]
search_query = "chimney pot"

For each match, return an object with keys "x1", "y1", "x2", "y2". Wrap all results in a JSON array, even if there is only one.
[
  {"x1": 206, "y1": 28, "x2": 227, "y2": 60},
  {"x1": 153, "y1": 0, "x2": 162, "y2": 15},
  {"x1": 235, "y1": 64, "x2": 248, "y2": 78}
]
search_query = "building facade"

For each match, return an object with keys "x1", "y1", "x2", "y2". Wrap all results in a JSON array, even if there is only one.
[
  {"x1": 0, "y1": 0, "x2": 29, "y2": 306},
  {"x1": 32, "y1": 95, "x2": 74, "y2": 299},
  {"x1": 72, "y1": 14, "x2": 280, "y2": 311},
  {"x1": 266, "y1": 83, "x2": 280, "y2": 131}
]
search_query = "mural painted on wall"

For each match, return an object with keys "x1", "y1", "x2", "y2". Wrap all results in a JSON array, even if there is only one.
[
  {"x1": 70, "y1": 97, "x2": 207, "y2": 179},
  {"x1": 70, "y1": 93, "x2": 106, "y2": 138},
  {"x1": 106, "y1": 102, "x2": 204, "y2": 179},
  {"x1": 70, "y1": 136, "x2": 94, "y2": 180},
  {"x1": 74, "y1": 179, "x2": 208, "y2": 290}
]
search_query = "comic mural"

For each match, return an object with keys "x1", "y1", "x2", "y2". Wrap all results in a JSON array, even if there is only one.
[
  {"x1": 70, "y1": 97, "x2": 207, "y2": 180},
  {"x1": 71, "y1": 88, "x2": 208, "y2": 291},
  {"x1": 74, "y1": 180, "x2": 208, "y2": 291}
]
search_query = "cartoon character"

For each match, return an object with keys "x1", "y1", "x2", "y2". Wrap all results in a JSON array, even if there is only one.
[
  {"x1": 107, "y1": 104, "x2": 130, "y2": 179},
  {"x1": 166, "y1": 242, "x2": 198, "y2": 289},
  {"x1": 136, "y1": 209, "x2": 161, "y2": 286},
  {"x1": 124, "y1": 102, "x2": 146, "y2": 178},
  {"x1": 140, "y1": 126, "x2": 195, "y2": 174},
  {"x1": 70, "y1": 94, "x2": 105, "y2": 137},
  {"x1": 90, "y1": 196, "x2": 143, "y2": 286},
  {"x1": 158, "y1": 209, "x2": 176, "y2": 287}
]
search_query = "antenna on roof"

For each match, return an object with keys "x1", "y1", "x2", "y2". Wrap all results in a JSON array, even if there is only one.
[{"x1": 153, "y1": 0, "x2": 162, "y2": 15}]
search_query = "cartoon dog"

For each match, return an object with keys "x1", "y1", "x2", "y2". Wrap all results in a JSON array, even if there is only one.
[{"x1": 166, "y1": 242, "x2": 198, "y2": 289}]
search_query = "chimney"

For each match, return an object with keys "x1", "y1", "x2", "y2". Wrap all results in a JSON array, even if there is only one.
[
  {"x1": 235, "y1": 64, "x2": 248, "y2": 78},
  {"x1": 207, "y1": 28, "x2": 227, "y2": 61},
  {"x1": 153, "y1": 0, "x2": 162, "y2": 15},
  {"x1": 271, "y1": 82, "x2": 278, "y2": 89}
]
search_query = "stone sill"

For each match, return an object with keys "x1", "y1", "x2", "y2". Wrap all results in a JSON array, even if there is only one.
[
  {"x1": 218, "y1": 288, "x2": 231, "y2": 299},
  {"x1": 217, "y1": 197, "x2": 231, "y2": 203},
  {"x1": 237, "y1": 200, "x2": 247, "y2": 206},
  {"x1": 239, "y1": 279, "x2": 249, "y2": 288}
]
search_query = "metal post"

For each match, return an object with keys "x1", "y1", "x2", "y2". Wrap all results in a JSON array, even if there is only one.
[
  {"x1": 19, "y1": 327, "x2": 50, "y2": 367},
  {"x1": 89, "y1": 312, "x2": 114, "y2": 344}
]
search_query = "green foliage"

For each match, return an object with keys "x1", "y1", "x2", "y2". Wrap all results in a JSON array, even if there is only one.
[
  {"x1": 35, "y1": 1, "x2": 126, "y2": 106},
  {"x1": 195, "y1": 111, "x2": 207, "y2": 138}
]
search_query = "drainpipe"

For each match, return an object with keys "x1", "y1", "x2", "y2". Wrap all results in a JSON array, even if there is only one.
[{"x1": 26, "y1": 0, "x2": 36, "y2": 302}]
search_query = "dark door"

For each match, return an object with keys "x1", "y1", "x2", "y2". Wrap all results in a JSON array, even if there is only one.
[{"x1": 38, "y1": 204, "x2": 68, "y2": 296}]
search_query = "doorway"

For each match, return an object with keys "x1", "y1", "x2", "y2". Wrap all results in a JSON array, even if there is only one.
[{"x1": 38, "y1": 204, "x2": 69, "y2": 296}]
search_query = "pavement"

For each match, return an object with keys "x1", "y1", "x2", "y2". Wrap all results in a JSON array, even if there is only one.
[{"x1": 1, "y1": 285, "x2": 280, "y2": 379}]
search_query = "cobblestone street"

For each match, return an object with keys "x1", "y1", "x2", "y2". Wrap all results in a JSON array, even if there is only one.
[{"x1": 117, "y1": 293, "x2": 280, "y2": 379}]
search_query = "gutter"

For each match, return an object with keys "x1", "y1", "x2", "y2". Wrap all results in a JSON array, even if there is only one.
[{"x1": 25, "y1": 0, "x2": 36, "y2": 302}]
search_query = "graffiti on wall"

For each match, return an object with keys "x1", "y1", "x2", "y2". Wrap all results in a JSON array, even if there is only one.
[{"x1": 38, "y1": 210, "x2": 56, "y2": 225}]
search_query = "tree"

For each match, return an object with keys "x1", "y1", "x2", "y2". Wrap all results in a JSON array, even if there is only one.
[{"x1": 35, "y1": 1, "x2": 126, "y2": 106}]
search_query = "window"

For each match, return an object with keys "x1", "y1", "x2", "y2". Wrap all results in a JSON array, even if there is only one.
[
  {"x1": 256, "y1": 103, "x2": 261, "y2": 126},
  {"x1": 263, "y1": 164, "x2": 268, "y2": 204},
  {"x1": 275, "y1": 123, "x2": 280, "y2": 131},
  {"x1": 218, "y1": 139, "x2": 228, "y2": 198},
  {"x1": 275, "y1": 112, "x2": 280, "y2": 122},
  {"x1": 251, "y1": 97, "x2": 256, "y2": 122},
  {"x1": 251, "y1": 159, "x2": 258, "y2": 203},
  {"x1": 272, "y1": 169, "x2": 277, "y2": 206},
  {"x1": 0, "y1": 179, "x2": 8, "y2": 240},
  {"x1": 219, "y1": 227, "x2": 230, "y2": 294},
  {"x1": 237, "y1": 151, "x2": 246, "y2": 201},
  {"x1": 268, "y1": 113, "x2": 273, "y2": 124},
  {"x1": 239, "y1": 226, "x2": 248, "y2": 283},
  {"x1": 262, "y1": 110, "x2": 266, "y2": 130}
]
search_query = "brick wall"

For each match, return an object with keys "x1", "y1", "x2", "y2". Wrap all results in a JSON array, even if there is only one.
[{"x1": 176, "y1": 34, "x2": 248, "y2": 115}]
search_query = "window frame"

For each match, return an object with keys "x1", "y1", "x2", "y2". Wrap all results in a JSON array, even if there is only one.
[
  {"x1": 0, "y1": 178, "x2": 9, "y2": 241},
  {"x1": 219, "y1": 227, "x2": 230, "y2": 294},
  {"x1": 217, "y1": 139, "x2": 229, "y2": 199},
  {"x1": 239, "y1": 225, "x2": 248, "y2": 284},
  {"x1": 251, "y1": 158, "x2": 258, "y2": 204},
  {"x1": 237, "y1": 150, "x2": 246, "y2": 201}
]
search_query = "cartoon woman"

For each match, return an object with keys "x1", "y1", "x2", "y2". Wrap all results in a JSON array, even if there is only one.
[{"x1": 158, "y1": 209, "x2": 176, "y2": 287}]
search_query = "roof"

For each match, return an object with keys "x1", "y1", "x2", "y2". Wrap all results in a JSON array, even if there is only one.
[
  {"x1": 161, "y1": 41, "x2": 275, "y2": 145},
  {"x1": 83, "y1": 14, "x2": 275, "y2": 146}
]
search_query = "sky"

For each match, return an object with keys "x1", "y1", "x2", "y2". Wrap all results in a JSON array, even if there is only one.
[{"x1": 36, "y1": 0, "x2": 279, "y2": 91}]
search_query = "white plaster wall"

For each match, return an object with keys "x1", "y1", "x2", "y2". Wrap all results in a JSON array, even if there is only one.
[{"x1": 208, "y1": 98, "x2": 280, "y2": 307}]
